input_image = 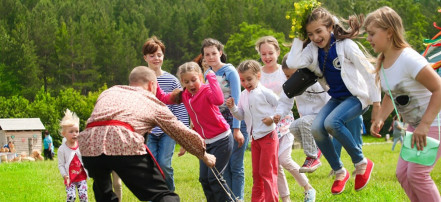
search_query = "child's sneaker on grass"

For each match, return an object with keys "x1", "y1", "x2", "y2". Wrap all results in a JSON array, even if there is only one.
[
  {"x1": 304, "y1": 188, "x2": 316, "y2": 202},
  {"x1": 299, "y1": 157, "x2": 322, "y2": 173}
]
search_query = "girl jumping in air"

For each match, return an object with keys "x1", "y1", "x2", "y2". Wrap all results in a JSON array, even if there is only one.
[{"x1": 286, "y1": 7, "x2": 381, "y2": 194}]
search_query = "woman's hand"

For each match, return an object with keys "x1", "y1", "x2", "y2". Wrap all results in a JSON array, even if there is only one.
[
  {"x1": 178, "y1": 147, "x2": 186, "y2": 157},
  {"x1": 201, "y1": 152, "x2": 216, "y2": 168}
]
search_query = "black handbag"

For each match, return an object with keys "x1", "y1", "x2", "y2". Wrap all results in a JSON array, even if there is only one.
[{"x1": 282, "y1": 68, "x2": 318, "y2": 98}]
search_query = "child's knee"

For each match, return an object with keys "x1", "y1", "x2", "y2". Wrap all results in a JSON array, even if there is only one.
[{"x1": 323, "y1": 118, "x2": 342, "y2": 134}]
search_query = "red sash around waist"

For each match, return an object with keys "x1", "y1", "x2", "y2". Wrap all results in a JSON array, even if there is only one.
[{"x1": 86, "y1": 120, "x2": 134, "y2": 132}]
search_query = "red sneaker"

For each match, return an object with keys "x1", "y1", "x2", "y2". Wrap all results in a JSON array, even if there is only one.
[
  {"x1": 299, "y1": 157, "x2": 322, "y2": 173},
  {"x1": 317, "y1": 149, "x2": 322, "y2": 159},
  {"x1": 331, "y1": 169, "x2": 349, "y2": 195},
  {"x1": 355, "y1": 158, "x2": 374, "y2": 191}
]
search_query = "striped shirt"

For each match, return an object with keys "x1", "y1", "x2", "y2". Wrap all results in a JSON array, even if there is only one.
[{"x1": 151, "y1": 72, "x2": 189, "y2": 135}]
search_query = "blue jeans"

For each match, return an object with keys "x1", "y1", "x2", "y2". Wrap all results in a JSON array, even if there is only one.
[
  {"x1": 223, "y1": 121, "x2": 249, "y2": 200},
  {"x1": 146, "y1": 133, "x2": 176, "y2": 191},
  {"x1": 333, "y1": 115, "x2": 363, "y2": 158},
  {"x1": 199, "y1": 135, "x2": 234, "y2": 202},
  {"x1": 311, "y1": 96, "x2": 364, "y2": 171}
]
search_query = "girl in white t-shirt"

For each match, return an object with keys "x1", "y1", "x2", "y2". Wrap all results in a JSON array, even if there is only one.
[
  {"x1": 366, "y1": 6, "x2": 441, "y2": 202},
  {"x1": 255, "y1": 36, "x2": 315, "y2": 202}
]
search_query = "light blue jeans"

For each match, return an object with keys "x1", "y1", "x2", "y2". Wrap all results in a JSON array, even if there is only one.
[
  {"x1": 146, "y1": 133, "x2": 176, "y2": 191},
  {"x1": 311, "y1": 96, "x2": 365, "y2": 171},
  {"x1": 224, "y1": 121, "x2": 249, "y2": 200},
  {"x1": 333, "y1": 115, "x2": 363, "y2": 158}
]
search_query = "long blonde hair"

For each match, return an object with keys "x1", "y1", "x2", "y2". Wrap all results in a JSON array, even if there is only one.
[{"x1": 364, "y1": 6, "x2": 409, "y2": 83}]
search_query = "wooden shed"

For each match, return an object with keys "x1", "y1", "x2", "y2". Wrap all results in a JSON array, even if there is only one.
[{"x1": 0, "y1": 118, "x2": 45, "y2": 155}]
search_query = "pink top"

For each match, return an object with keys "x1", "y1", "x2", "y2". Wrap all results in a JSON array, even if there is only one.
[
  {"x1": 79, "y1": 85, "x2": 206, "y2": 159},
  {"x1": 157, "y1": 73, "x2": 230, "y2": 139}
]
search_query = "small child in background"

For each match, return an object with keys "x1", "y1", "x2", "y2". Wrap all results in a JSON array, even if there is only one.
[
  {"x1": 226, "y1": 60, "x2": 279, "y2": 202},
  {"x1": 389, "y1": 115, "x2": 405, "y2": 151},
  {"x1": 58, "y1": 109, "x2": 88, "y2": 202}
]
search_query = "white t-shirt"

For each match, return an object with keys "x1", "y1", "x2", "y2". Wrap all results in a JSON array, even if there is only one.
[
  {"x1": 260, "y1": 65, "x2": 286, "y2": 97},
  {"x1": 380, "y1": 47, "x2": 439, "y2": 127},
  {"x1": 295, "y1": 82, "x2": 330, "y2": 116},
  {"x1": 260, "y1": 65, "x2": 294, "y2": 141}
]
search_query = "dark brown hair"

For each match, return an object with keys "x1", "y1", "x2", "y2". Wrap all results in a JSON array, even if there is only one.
[
  {"x1": 201, "y1": 38, "x2": 227, "y2": 63},
  {"x1": 142, "y1": 36, "x2": 165, "y2": 55},
  {"x1": 303, "y1": 7, "x2": 364, "y2": 45}
]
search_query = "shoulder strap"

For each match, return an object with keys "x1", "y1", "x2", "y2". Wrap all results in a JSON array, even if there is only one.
[{"x1": 381, "y1": 65, "x2": 440, "y2": 139}]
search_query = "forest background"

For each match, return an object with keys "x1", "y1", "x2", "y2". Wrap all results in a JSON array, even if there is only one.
[{"x1": 0, "y1": 0, "x2": 440, "y2": 146}]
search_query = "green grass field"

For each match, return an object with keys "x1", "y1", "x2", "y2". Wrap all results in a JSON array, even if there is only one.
[{"x1": 0, "y1": 136, "x2": 440, "y2": 201}]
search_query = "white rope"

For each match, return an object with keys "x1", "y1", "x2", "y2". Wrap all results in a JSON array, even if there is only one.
[{"x1": 210, "y1": 167, "x2": 239, "y2": 202}]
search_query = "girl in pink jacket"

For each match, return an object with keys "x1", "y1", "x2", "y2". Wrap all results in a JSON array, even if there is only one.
[{"x1": 157, "y1": 61, "x2": 233, "y2": 202}]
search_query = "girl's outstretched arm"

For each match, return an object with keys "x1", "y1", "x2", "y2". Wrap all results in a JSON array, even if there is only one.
[{"x1": 155, "y1": 84, "x2": 180, "y2": 105}]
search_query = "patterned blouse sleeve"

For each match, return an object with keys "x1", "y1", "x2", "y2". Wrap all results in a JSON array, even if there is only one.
[{"x1": 153, "y1": 105, "x2": 205, "y2": 159}]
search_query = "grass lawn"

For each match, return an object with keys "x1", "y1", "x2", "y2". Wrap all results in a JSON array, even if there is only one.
[{"x1": 0, "y1": 136, "x2": 440, "y2": 201}]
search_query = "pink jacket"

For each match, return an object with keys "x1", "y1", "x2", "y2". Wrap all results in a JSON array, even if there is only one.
[{"x1": 156, "y1": 73, "x2": 230, "y2": 139}]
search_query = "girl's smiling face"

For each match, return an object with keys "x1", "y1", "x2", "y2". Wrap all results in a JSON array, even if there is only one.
[
  {"x1": 259, "y1": 43, "x2": 280, "y2": 67},
  {"x1": 306, "y1": 20, "x2": 333, "y2": 49},
  {"x1": 181, "y1": 71, "x2": 202, "y2": 95},
  {"x1": 144, "y1": 48, "x2": 164, "y2": 70}
]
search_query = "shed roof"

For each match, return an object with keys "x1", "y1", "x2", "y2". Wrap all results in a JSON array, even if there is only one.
[{"x1": 0, "y1": 118, "x2": 45, "y2": 131}]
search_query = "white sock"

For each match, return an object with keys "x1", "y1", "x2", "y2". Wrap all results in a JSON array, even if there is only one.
[
  {"x1": 354, "y1": 158, "x2": 367, "y2": 166},
  {"x1": 335, "y1": 167, "x2": 346, "y2": 174}
]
